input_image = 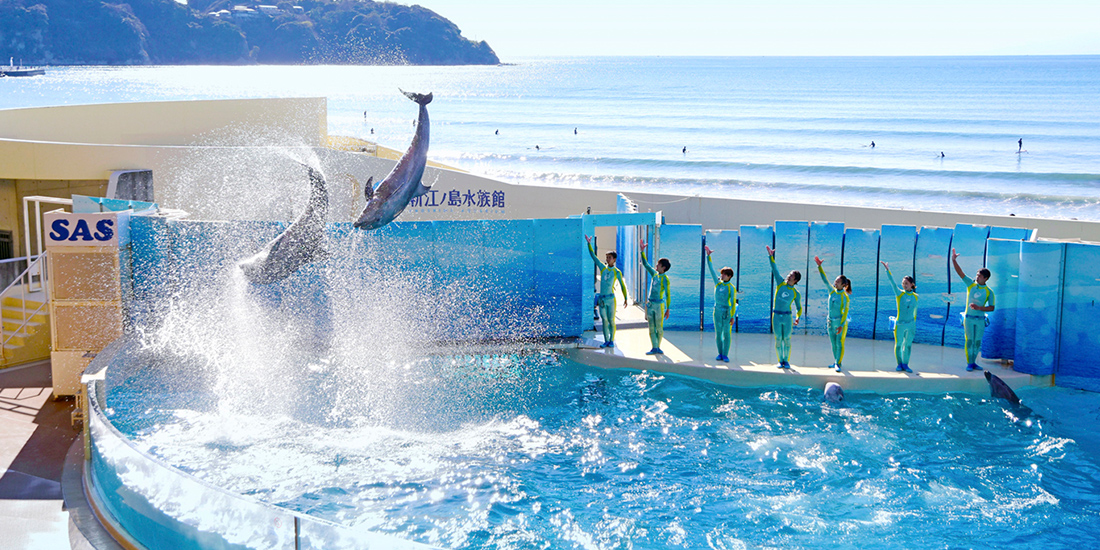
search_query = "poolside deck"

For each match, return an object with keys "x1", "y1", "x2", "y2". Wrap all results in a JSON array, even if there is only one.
[{"x1": 569, "y1": 306, "x2": 1049, "y2": 394}]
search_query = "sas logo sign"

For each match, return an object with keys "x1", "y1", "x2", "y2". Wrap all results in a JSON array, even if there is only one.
[{"x1": 44, "y1": 211, "x2": 129, "y2": 248}]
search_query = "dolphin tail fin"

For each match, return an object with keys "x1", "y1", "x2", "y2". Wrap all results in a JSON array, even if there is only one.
[
  {"x1": 400, "y1": 89, "x2": 433, "y2": 106},
  {"x1": 363, "y1": 176, "x2": 375, "y2": 201}
]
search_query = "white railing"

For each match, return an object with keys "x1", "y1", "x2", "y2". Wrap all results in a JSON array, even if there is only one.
[
  {"x1": 23, "y1": 195, "x2": 72, "y2": 293},
  {"x1": 0, "y1": 252, "x2": 48, "y2": 351}
]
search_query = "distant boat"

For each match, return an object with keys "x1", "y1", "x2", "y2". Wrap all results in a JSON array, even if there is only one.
[{"x1": 1, "y1": 58, "x2": 45, "y2": 77}]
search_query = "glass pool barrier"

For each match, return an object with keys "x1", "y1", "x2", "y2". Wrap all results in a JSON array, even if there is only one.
[{"x1": 84, "y1": 337, "x2": 434, "y2": 550}]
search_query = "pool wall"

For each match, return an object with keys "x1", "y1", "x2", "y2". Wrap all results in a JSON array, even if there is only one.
[
  {"x1": 127, "y1": 214, "x2": 588, "y2": 339},
  {"x1": 121, "y1": 211, "x2": 1100, "y2": 391}
]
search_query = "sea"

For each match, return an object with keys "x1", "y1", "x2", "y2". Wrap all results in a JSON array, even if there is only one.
[{"x1": 2, "y1": 56, "x2": 1098, "y2": 220}]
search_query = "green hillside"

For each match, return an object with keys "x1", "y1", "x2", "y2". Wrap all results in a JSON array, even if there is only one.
[{"x1": 0, "y1": 0, "x2": 499, "y2": 65}]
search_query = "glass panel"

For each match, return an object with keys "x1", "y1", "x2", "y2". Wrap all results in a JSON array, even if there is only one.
[
  {"x1": 914, "y1": 226, "x2": 953, "y2": 346},
  {"x1": 805, "y1": 222, "x2": 844, "y2": 333},
  {"x1": 945, "y1": 224, "x2": 990, "y2": 347},
  {"x1": 659, "y1": 224, "x2": 703, "y2": 330},
  {"x1": 983, "y1": 239, "x2": 1022, "y2": 360},
  {"x1": 1056, "y1": 243, "x2": 1100, "y2": 390},
  {"x1": 875, "y1": 225, "x2": 917, "y2": 341},
  {"x1": 702, "y1": 230, "x2": 738, "y2": 331},
  {"x1": 842, "y1": 228, "x2": 880, "y2": 340},
  {"x1": 736, "y1": 225, "x2": 775, "y2": 333},
  {"x1": 1014, "y1": 241, "x2": 1064, "y2": 375}
]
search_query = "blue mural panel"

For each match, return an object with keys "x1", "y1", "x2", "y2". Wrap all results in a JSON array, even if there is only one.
[
  {"x1": 1014, "y1": 241, "x2": 1064, "y2": 376},
  {"x1": 702, "y1": 230, "x2": 739, "y2": 331},
  {"x1": 841, "y1": 228, "x2": 880, "y2": 340},
  {"x1": 805, "y1": 222, "x2": 844, "y2": 333},
  {"x1": 1055, "y1": 243, "x2": 1100, "y2": 391},
  {"x1": 659, "y1": 224, "x2": 704, "y2": 331},
  {"x1": 533, "y1": 218, "x2": 584, "y2": 336},
  {"x1": 874, "y1": 225, "x2": 917, "y2": 340},
  {"x1": 913, "y1": 226, "x2": 953, "y2": 345},
  {"x1": 982, "y1": 239, "x2": 1021, "y2": 361},
  {"x1": 989, "y1": 226, "x2": 1034, "y2": 241},
  {"x1": 774, "y1": 221, "x2": 810, "y2": 332},
  {"x1": 736, "y1": 225, "x2": 775, "y2": 333},
  {"x1": 945, "y1": 224, "x2": 991, "y2": 348}
]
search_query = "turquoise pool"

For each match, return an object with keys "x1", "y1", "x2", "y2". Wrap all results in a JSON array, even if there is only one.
[{"x1": 101, "y1": 346, "x2": 1100, "y2": 549}]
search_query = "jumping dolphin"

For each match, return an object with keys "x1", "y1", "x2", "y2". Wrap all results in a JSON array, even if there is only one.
[
  {"x1": 238, "y1": 166, "x2": 328, "y2": 284},
  {"x1": 984, "y1": 371, "x2": 1021, "y2": 406},
  {"x1": 353, "y1": 90, "x2": 432, "y2": 230},
  {"x1": 824, "y1": 382, "x2": 845, "y2": 403}
]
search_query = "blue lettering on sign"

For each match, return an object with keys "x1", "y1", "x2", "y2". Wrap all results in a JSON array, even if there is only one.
[
  {"x1": 49, "y1": 219, "x2": 70, "y2": 241},
  {"x1": 49, "y1": 218, "x2": 116, "y2": 243},
  {"x1": 94, "y1": 219, "x2": 115, "y2": 241},
  {"x1": 69, "y1": 219, "x2": 94, "y2": 241}
]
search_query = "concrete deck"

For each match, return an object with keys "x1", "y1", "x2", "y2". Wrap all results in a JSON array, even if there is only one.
[
  {"x1": 0, "y1": 360, "x2": 109, "y2": 550},
  {"x1": 569, "y1": 307, "x2": 1049, "y2": 394}
]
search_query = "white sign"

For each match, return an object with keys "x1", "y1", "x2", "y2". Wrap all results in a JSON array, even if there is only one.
[{"x1": 44, "y1": 210, "x2": 130, "y2": 249}]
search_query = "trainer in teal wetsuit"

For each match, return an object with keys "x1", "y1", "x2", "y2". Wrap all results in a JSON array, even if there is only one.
[
  {"x1": 705, "y1": 246, "x2": 737, "y2": 363},
  {"x1": 640, "y1": 240, "x2": 671, "y2": 355},
  {"x1": 952, "y1": 248, "x2": 995, "y2": 372},
  {"x1": 586, "y1": 237, "x2": 628, "y2": 348},
  {"x1": 815, "y1": 257, "x2": 850, "y2": 373},
  {"x1": 882, "y1": 262, "x2": 918, "y2": 373},
  {"x1": 767, "y1": 247, "x2": 802, "y2": 369}
]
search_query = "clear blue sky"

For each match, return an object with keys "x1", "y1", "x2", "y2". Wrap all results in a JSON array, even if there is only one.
[{"x1": 407, "y1": 0, "x2": 1100, "y2": 59}]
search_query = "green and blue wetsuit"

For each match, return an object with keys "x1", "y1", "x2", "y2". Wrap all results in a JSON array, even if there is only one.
[
  {"x1": 818, "y1": 265, "x2": 850, "y2": 369},
  {"x1": 770, "y1": 256, "x2": 802, "y2": 365},
  {"x1": 707, "y1": 255, "x2": 737, "y2": 359},
  {"x1": 961, "y1": 274, "x2": 995, "y2": 368},
  {"x1": 587, "y1": 242, "x2": 628, "y2": 345},
  {"x1": 641, "y1": 248, "x2": 671, "y2": 351},
  {"x1": 885, "y1": 269, "x2": 919, "y2": 368}
]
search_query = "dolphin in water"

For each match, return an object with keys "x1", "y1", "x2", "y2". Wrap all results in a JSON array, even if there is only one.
[
  {"x1": 353, "y1": 90, "x2": 433, "y2": 230},
  {"x1": 984, "y1": 371, "x2": 1021, "y2": 406},
  {"x1": 824, "y1": 382, "x2": 845, "y2": 403},
  {"x1": 238, "y1": 166, "x2": 328, "y2": 284}
]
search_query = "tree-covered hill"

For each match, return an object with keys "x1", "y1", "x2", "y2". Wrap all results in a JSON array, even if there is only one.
[{"x1": 0, "y1": 0, "x2": 499, "y2": 65}]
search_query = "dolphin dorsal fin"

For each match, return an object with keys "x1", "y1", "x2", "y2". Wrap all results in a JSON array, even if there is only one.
[
  {"x1": 411, "y1": 182, "x2": 432, "y2": 199},
  {"x1": 363, "y1": 176, "x2": 375, "y2": 201}
]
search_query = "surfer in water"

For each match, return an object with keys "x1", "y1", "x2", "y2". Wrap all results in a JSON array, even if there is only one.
[
  {"x1": 870, "y1": 141, "x2": 875, "y2": 148},
  {"x1": 1018, "y1": 138, "x2": 1023, "y2": 152}
]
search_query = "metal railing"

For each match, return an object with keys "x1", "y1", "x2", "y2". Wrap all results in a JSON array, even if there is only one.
[
  {"x1": 0, "y1": 252, "x2": 48, "y2": 351},
  {"x1": 23, "y1": 195, "x2": 72, "y2": 293}
]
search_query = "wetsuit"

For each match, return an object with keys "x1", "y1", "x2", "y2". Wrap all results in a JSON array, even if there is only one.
[
  {"x1": 707, "y1": 255, "x2": 737, "y2": 360},
  {"x1": 885, "y1": 268, "x2": 918, "y2": 370},
  {"x1": 770, "y1": 256, "x2": 802, "y2": 367},
  {"x1": 818, "y1": 265, "x2": 850, "y2": 370},
  {"x1": 961, "y1": 274, "x2": 995, "y2": 370},
  {"x1": 641, "y1": 248, "x2": 670, "y2": 353},
  {"x1": 587, "y1": 242, "x2": 628, "y2": 346}
]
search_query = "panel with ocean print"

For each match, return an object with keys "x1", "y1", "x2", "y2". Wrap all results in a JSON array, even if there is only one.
[
  {"x1": 983, "y1": 238, "x2": 1021, "y2": 361},
  {"x1": 874, "y1": 225, "x2": 917, "y2": 341},
  {"x1": 806, "y1": 222, "x2": 844, "y2": 334},
  {"x1": 841, "y1": 228, "x2": 880, "y2": 340},
  {"x1": 914, "y1": 226, "x2": 953, "y2": 346},
  {"x1": 1015, "y1": 241, "x2": 1064, "y2": 376},
  {"x1": 774, "y1": 221, "x2": 810, "y2": 332},
  {"x1": 659, "y1": 224, "x2": 704, "y2": 331},
  {"x1": 1055, "y1": 243, "x2": 1100, "y2": 391},
  {"x1": 737, "y1": 225, "x2": 776, "y2": 333},
  {"x1": 703, "y1": 230, "x2": 739, "y2": 331},
  {"x1": 946, "y1": 224, "x2": 991, "y2": 348}
]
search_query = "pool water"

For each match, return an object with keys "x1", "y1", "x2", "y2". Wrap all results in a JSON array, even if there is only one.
[{"x1": 106, "y1": 351, "x2": 1100, "y2": 549}]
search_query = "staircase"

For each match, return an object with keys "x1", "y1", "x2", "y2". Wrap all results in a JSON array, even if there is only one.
[{"x1": 0, "y1": 255, "x2": 50, "y2": 368}]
